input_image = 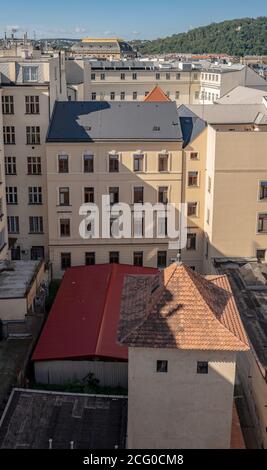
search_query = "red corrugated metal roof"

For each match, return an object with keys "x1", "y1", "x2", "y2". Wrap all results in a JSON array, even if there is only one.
[{"x1": 32, "y1": 264, "x2": 157, "y2": 362}]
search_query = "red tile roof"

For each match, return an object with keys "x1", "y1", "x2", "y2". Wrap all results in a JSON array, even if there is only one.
[
  {"x1": 143, "y1": 86, "x2": 171, "y2": 102},
  {"x1": 32, "y1": 264, "x2": 157, "y2": 362},
  {"x1": 118, "y1": 263, "x2": 249, "y2": 351}
]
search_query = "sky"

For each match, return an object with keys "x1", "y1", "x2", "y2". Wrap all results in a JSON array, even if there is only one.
[{"x1": 0, "y1": 0, "x2": 266, "y2": 40}]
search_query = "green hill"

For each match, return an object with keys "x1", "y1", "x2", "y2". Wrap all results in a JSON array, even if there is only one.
[{"x1": 131, "y1": 17, "x2": 267, "y2": 56}]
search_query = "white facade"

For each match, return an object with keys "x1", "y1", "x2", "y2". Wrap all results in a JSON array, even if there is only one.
[{"x1": 127, "y1": 347, "x2": 237, "y2": 449}]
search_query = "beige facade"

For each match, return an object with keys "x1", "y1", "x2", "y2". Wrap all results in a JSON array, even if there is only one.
[
  {"x1": 46, "y1": 141, "x2": 193, "y2": 278},
  {"x1": 0, "y1": 90, "x2": 8, "y2": 259},
  {"x1": 127, "y1": 348, "x2": 237, "y2": 449},
  {"x1": 203, "y1": 124, "x2": 267, "y2": 272},
  {"x1": 0, "y1": 53, "x2": 67, "y2": 261},
  {"x1": 66, "y1": 60, "x2": 201, "y2": 105}
]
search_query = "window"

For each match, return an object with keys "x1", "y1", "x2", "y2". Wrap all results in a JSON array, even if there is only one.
[
  {"x1": 28, "y1": 186, "x2": 42, "y2": 204},
  {"x1": 157, "y1": 251, "x2": 167, "y2": 268},
  {"x1": 195, "y1": 91, "x2": 200, "y2": 100},
  {"x1": 25, "y1": 95, "x2": 39, "y2": 114},
  {"x1": 7, "y1": 216, "x2": 19, "y2": 234},
  {"x1": 109, "y1": 154, "x2": 119, "y2": 173},
  {"x1": 188, "y1": 202, "x2": 198, "y2": 217},
  {"x1": 175, "y1": 91, "x2": 180, "y2": 100},
  {"x1": 259, "y1": 181, "x2": 267, "y2": 200},
  {"x1": 197, "y1": 361, "x2": 208, "y2": 374},
  {"x1": 5, "y1": 157, "x2": 16, "y2": 175},
  {"x1": 2, "y1": 95, "x2": 14, "y2": 114},
  {"x1": 206, "y1": 208, "x2": 210, "y2": 225},
  {"x1": 188, "y1": 171, "x2": 199, "y2": 187},
  {"x1": 208, "y1": 176, "x2": 212, "y2": 193},
  {"x1": 133, "y1": 154, "x2": 144, "y2": 172},
  {"x1": 187, "y1": 233, "x2": 196, "y2": 250},
  {"x1": 120, "y1": 92, "x2": 125, "y2": 101},
  {"x1": 157, "y1": 360, "x2": 168, "y2": 373},
  {"x1": 158, "y1": 216, "x2": 168, "y2": 237},
  {"x1": 31, "y1": 246, "x2": 44, "y2": 260},
  {"x1": 158, "y1": 186, "x2": 168, "y2": 204},
  {"x1": 133, "y1": 91, "x2": 137, "y2": 100},
  {"x1": 256, "y1": 249, "x2": 266, "y2": 261},
  {"x1": 6, "y1": 187, "x2": 18, "y2": 204},
  {"x1": 61, "y1": 252, "x2": 71, "y2": 270},
  {"x1": 121, "y1": 73, "x2": 125, "y2": 80},
  {"x1": 133, "y1": 214, "x2": 144, "y2": 237},
  {"x1": 132, "y1": 73, "x2": 137, "y2": 80},
  {"x1": 100, "y1": 73, "x2": 105, "y2": 80},
  {"x1": 176, "y1": 73, "x2": 181, "y2": 80},
  {"x1": 166, "y1": 73, "x2": 170, "y2": 80},
  {"x1": 110, "y1": 92, "x2": 115, "y2": 100},
  {"x1": 0, "y1": 228, "x2": 6, "y2": 251},
  {"x1": 84, "y1": 187, "x2": 94, "y2": 203},
  {"x1": 258, "y1": 213, "x2": 267, "y2": 233},
  {"x1": 58, "y1": 155, "x2": 69, "y2": 173},
  {"x1": 91, "y1": 73, "x2": 96, "y2": 80},
  {"x1": 85, "y1": 252, "x2": 95, "y2": 266},
  {"x1": 22, "y1": 66, "x2": 38, "y2": 82},
  {"x1": 133, "y1": 251, "x2": 143, "y2": 267},
  {"x1": 158, "y1": 154, "x2": 169, "y2": 172},
  {"x1": 133, "y1": 186, "x2": 144, "y2": 204},
  {"x1": 60, "y1": 219, "x2": 70, "y2": 237},
  {"x1": 3, "y1": 126, "x2": 15, "y2": 144},
  {"x1": 91, "y1": 92, "x2": 97, "y2": 101},
  {"x1": 26, "y1": 126, "x2": 40, "y2": 145},
  {"x1": 28, "y1": 156, "x2": 41, "y2": 175},
  {"x1": 109, "y1": 251, "x2": 119, "y2": 264},
  {"x1": 145, "y1": 91, "x2": 149, "y2": 97},
  {"x1": 29, "y1": 216, "x2": 43, "y2": 233},
  {"x1": 190, "y1": 152, "x2": 199, "y2": 160},
  {"x1": 109, "y1": 187, "x2": 119, "y2": 205},
  {"x1": 156, "y1": 73, "x2": 160, "y2": 80},
  {"x1": 59, "y1": 187, "x2": 70, "y2": 206},
  {"x1": 193, "y1": 73, "x2": 198, "y2": 80},
  {"x1": 83, "y1": 154, "x2": 94, "y2": 173}
]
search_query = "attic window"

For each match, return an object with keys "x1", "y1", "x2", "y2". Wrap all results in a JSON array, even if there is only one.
[
  {"x1": 197, "y1": 361, "x2": 209, "y2": 374},
  {"x1": 157, "y1": 360, "x2": 168, "y2": 373},
  {"x1": 153, "y1": 126, "x2": 160, "y2": 132}
]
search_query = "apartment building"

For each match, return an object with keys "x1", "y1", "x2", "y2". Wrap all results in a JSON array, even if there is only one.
[
  {"x1": 70, "y1": 37, "x2": 136, "y2": 60},
  {"x1": 182, "y1": 103, "x2": 267, "y2": 272},
  {"x1": 45, "y1": 100, "x2": 208, "y2": 278},
  {"x1": 0, "y1": 51, "x2": 67, "y2": 262},
  {"x1": 65, "y1": 59, "x2": 201, "y2": 105},
  {"x1": 0, "y1": 96, "x2": 8, "y2": 259},
  {"x1": 200, "y1": 64, "x2": 267, "y2": 104}
]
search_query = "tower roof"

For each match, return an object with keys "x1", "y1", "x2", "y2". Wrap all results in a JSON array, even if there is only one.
[{"x1": 118, "y1": 263, "x2": 249, "y2": 352}]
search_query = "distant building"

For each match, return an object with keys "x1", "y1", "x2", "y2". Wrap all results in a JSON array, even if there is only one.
[
  {"x1": 70, "y1": 38, "x2": 136, "y2": 60},
  {"x1": 118, "y1": 263, "x2": 249, "y2": 449}
]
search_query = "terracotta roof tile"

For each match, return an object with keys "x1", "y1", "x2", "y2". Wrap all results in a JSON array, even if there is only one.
[
  {"x1": 118, "y1": 263, "x2": 249, "y2": 351},
  {"x1": 143, "y1": 86, "x2": 171, "y2": 102}
]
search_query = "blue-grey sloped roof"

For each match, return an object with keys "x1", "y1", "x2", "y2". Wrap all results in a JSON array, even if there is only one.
[
  {"x1": 178, "y1": 104, "x2": 206, "y2": 147},
  {"x1": 46, "y1": 101, "x2": 183, "y2": 143}
]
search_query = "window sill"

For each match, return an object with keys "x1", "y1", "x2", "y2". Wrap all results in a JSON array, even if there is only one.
[
  {"x1": 27, "y1": 173, "x2": 42, "y2": 176},
  {"x1": 29, "y1": 232, "x2": 44, "y2": 235}
]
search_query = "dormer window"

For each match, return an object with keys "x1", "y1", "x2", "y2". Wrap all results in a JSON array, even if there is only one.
[{"x1": 157, "y1": 360, "x2": 168, "y2": 373}]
